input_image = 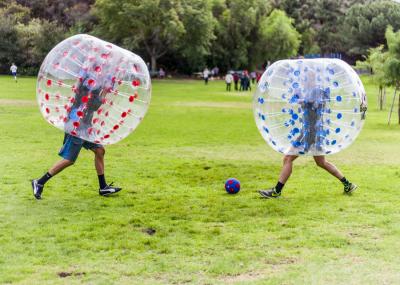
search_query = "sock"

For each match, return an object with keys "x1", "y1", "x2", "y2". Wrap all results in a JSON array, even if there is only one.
[
  {"x1": 98, "y1": 174, "x2": 107, "y2": 189},
  {"x1": 275, "y1": 181, "x2": 285, "y2": 193},
  {"x1": 38, "y1": 172, "x2": 52, "y2": 185},
  {"x1": 340, "y1": 177, "x2": 350, "y2": 187}
]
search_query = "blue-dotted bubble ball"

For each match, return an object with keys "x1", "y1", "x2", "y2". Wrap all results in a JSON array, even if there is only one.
[
  {"x1": 253, "y1": 58, "x2": 367, "y2": 156},
  {"x1": 225, "y1": 178, "x2": 240, "y2": 194}
]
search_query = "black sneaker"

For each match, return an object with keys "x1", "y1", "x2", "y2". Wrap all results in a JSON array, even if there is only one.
[
  {"x1": 31, "y1": 179, "x2": 44, "y2": 200},
  {"x1": 259, "y1": 188, "x2": 281, "y2": 199},
  {"x1": 99, "y1": 182, "x2": 122, "y2": 196},
  {"x1": 344, "y1": 183, "x2": 358, "y2": 195}
]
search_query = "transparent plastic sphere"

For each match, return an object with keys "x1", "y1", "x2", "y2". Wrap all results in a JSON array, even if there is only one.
[
  {"x1": 253, "y1": 59, "x2": 367, "y2": 156},
  {"x1": 36, "y1": 34, "x2": 151, "y2": 145}
]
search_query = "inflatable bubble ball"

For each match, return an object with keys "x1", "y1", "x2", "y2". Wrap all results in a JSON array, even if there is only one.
[
  {"x1": 253, "y1": 59, "x2": 367, "y2": 156},
  {"x1": 36, "y1": 34, "x2": 151, "y2": 145}
]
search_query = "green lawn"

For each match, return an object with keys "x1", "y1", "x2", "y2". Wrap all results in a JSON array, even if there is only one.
[{"x1": 0, "y1": 75, "x2": 399, "y2": 285}]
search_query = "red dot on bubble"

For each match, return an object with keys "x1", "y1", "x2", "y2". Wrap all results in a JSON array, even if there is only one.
[
  {"x1": 63, "y1": 117, "x2": 68, "y2": 122},
  {"x1": 96, "y1": 130, "x2": 101, "y2": 135},
  {"x1": 71, "y1": 131, "x2": 77, "y2": 136},
  {"x1": 132, "y1": 79, "x2": 140, "y2": 87},
  {"x1": 105, "y1": 111, "x2": 109, "y2": 117},
  {"x1": 93, "y1": 118, "x2": 99, "y2": 124},
  {"x1": 121, "y1": 112, "x2": 127, "y2": 118},
  {"x1": 101, "y1": 121, "x2": 105, "y2": 126},
  {"x1": 82, "y1": 96, "x2": 88, "y2": 103},
  {"x1": 55, "y1": 107, "x2": 60, "y2": 113},
  {"x1": 113, "y1": 125, "x2": 119, "y2": 130},
  {"x1": 104, "y1": 134, "x2": 110, "y2": 139},
  {"x1": 69, "y1": 97, "x2": 75, "y2": 103},
  {"x1": 46, "y1": 79, "x2": 52, "y2": 86},
  {"x1": 45, "y1": 93, "x2": 49, "y2": 100},
  {"x1": 73, "y1": 121, "x2": 80, "y2": 128},
  {"x1": 77, "y1": 111, "x2": 84, "y2": 118},
  {"x1": 94, "y1": 66, "x2": 101, "y2": 72},
  {"x1": 97, "y1": 108, "x2": 103, "y2": 115},
  {"x1": 87, "y1": 128, "x2": 93, "y2": 134},
  {"x1": 129, "y1": 96, "x2": 135, "y2": 102},
  {"x1": 88, "y1": 79, "x2": 96, "y2": 87},
  {"x1": 45, "y1": 108, "x2": 50, "y2": 114}
]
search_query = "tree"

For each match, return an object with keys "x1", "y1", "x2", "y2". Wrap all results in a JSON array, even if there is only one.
[
  {"x1": 384, "y1": 26, "x2": 400, "y2": 124},
  {"x1": 257, "y1": 9, "x2": 300, "y2": 62},
  {"x1": 95, "y1": 0, "x2": 214, "y2": 73},
  {"x1": 343, "y1": 0, "x2": 400, "y2": 59},
  {"x1": 209, "y1": 0, "x2": 271, "y2": 70},
  {"x1": 356, "y1": 45, "x2": 389, "y2": 110}
]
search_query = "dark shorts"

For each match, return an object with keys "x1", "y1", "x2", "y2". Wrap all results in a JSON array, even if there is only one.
[
  {"x1": 58, "y1": 134, "x2": 102, "y2": 162},
  {"x1": 12, "y1": 72, "x2": 16, "y2": 76}
]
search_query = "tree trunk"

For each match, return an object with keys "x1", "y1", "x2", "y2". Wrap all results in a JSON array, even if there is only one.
[
  {"x1": 379, "y1": 86, "x2": 383, "y2": 110},
  {"x1": 151, "y1": 55, "x2": 157, "y2": 73},
  {"x1": 388, "y1": 88, "x2": 397, "y2": 125},
  {"x1": 398, "y1": 88, "x2": 400, "y2": 124},
  {"x1": 383, "y1": 87, "x2": 386, "y2": 107}
]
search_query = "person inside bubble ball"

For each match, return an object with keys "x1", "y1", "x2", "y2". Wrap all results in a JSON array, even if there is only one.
[
  {"x1": 31, "y1": 62, "x2": 122, "y2": 200},
  {"x1": 259, "y1": 70, "x2": 357, "y2": 199}
]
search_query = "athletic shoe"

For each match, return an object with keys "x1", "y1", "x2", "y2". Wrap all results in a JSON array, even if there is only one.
[
  {"x1": 31, "y1": 179, "x2": 44, "y2": 200},
  {"x1": 259, "y1": 188, "x2": 281, "y2": 199},
  {"x1": 344, "y1": 183, "x2": 358, "y2": 195},
  {"x1": 99, "y1": 182, "x2": 122, "y2": 196}
]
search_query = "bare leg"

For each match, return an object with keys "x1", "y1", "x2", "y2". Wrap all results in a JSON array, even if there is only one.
[
  {"x1": 313, "y1": 156, "x2": 344, "y2": 180},
  {"x1": 278, "y1": 155, "x2": 299, "y2": 184},
  {"x1": 48, "y1": 159, "x2": 74, "y2": 176},
  {"x1": 92, "y1": 147, "x2": 105, "y2": 175}
]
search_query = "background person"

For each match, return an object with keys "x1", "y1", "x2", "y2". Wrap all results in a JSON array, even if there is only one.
[
  {"x1": 10, "y1": 63, "x2": 18, "y2": 82},
  {"x1": 225, "y1": 72, "x2": 233, "y2": 91}
]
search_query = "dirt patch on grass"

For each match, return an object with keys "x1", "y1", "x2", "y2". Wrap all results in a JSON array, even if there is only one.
[
  {"x1": 57, "y1": 271, "x2": 85, "y2": 278},
  {"x1": 0, "y1": 99, "x2": 36, "y2": 106},
  {"x1": 220, "y1": 258, "x2": 298, "y2": 284},
  {"x1": 172, "y1": 101, "x2": 251, "y2": 109}
]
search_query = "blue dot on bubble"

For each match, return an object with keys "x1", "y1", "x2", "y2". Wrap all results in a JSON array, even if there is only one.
[
  {"x1": 329, "y1": 69, "x2": 335, "y2": 75},
  {"x1": 292, "y1": 113, "x2": 299, "y2": 120},
  {"x1": 337, "y1": 113, "x2": 342, "y2": 119},
  {"x1": 354, "y1": 108, "x2": 358, "y2": 113},
  {"x1": 335, "y1": 128, "x2": 341, "y2": 133},
  {"x1": 333, "y1": 81, "x2": 339, "y2": 87},
  {"x1": 261, "y1": 115, "x2": 265, "y2": 121},
  {"x1": 336, "y1": 96, "x2": 342, "y2": 102},
  {"x1": 263, "y1": 127, "x2": 269, "y2": 133},
  {"x1": 352, "y1": 92, "x2": 356, "y2": 97},
  {"x1": 292, "y1": 82, "x2": 299, "y2": 89},
  {"x1": 294, "y1": 70, "x2": 300, "y2": 76},
  {"x1": 332, "y1": 140, "x2": 337, "y2": 145}
]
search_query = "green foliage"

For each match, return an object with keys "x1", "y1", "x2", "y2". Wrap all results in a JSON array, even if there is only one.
[
  {"x1": 384, "y1": 26, "x2": 400, "y2": 87},
  {"x1": 356, "y1": 45, "x2": 388, "y2": 87},
  {"x1": 209, "y1": 0, "x2": 271, "y2": 70},
  {"x1": 257, "y1": 9, "x2": 300, "y2": 62},
  {"x1": 343, "y1": 0, "x2": 400, "y2": 58},
  {"x1": 95, "y1": 0, "x2": 214, "y2": 72},
  {"x1": 0, "y1": 9, "x2": 20, "y2": 73}
]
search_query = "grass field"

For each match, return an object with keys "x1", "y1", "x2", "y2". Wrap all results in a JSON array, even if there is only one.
[{"x1": 0, "y1": 74, "x2": 399, "y2": 285}]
